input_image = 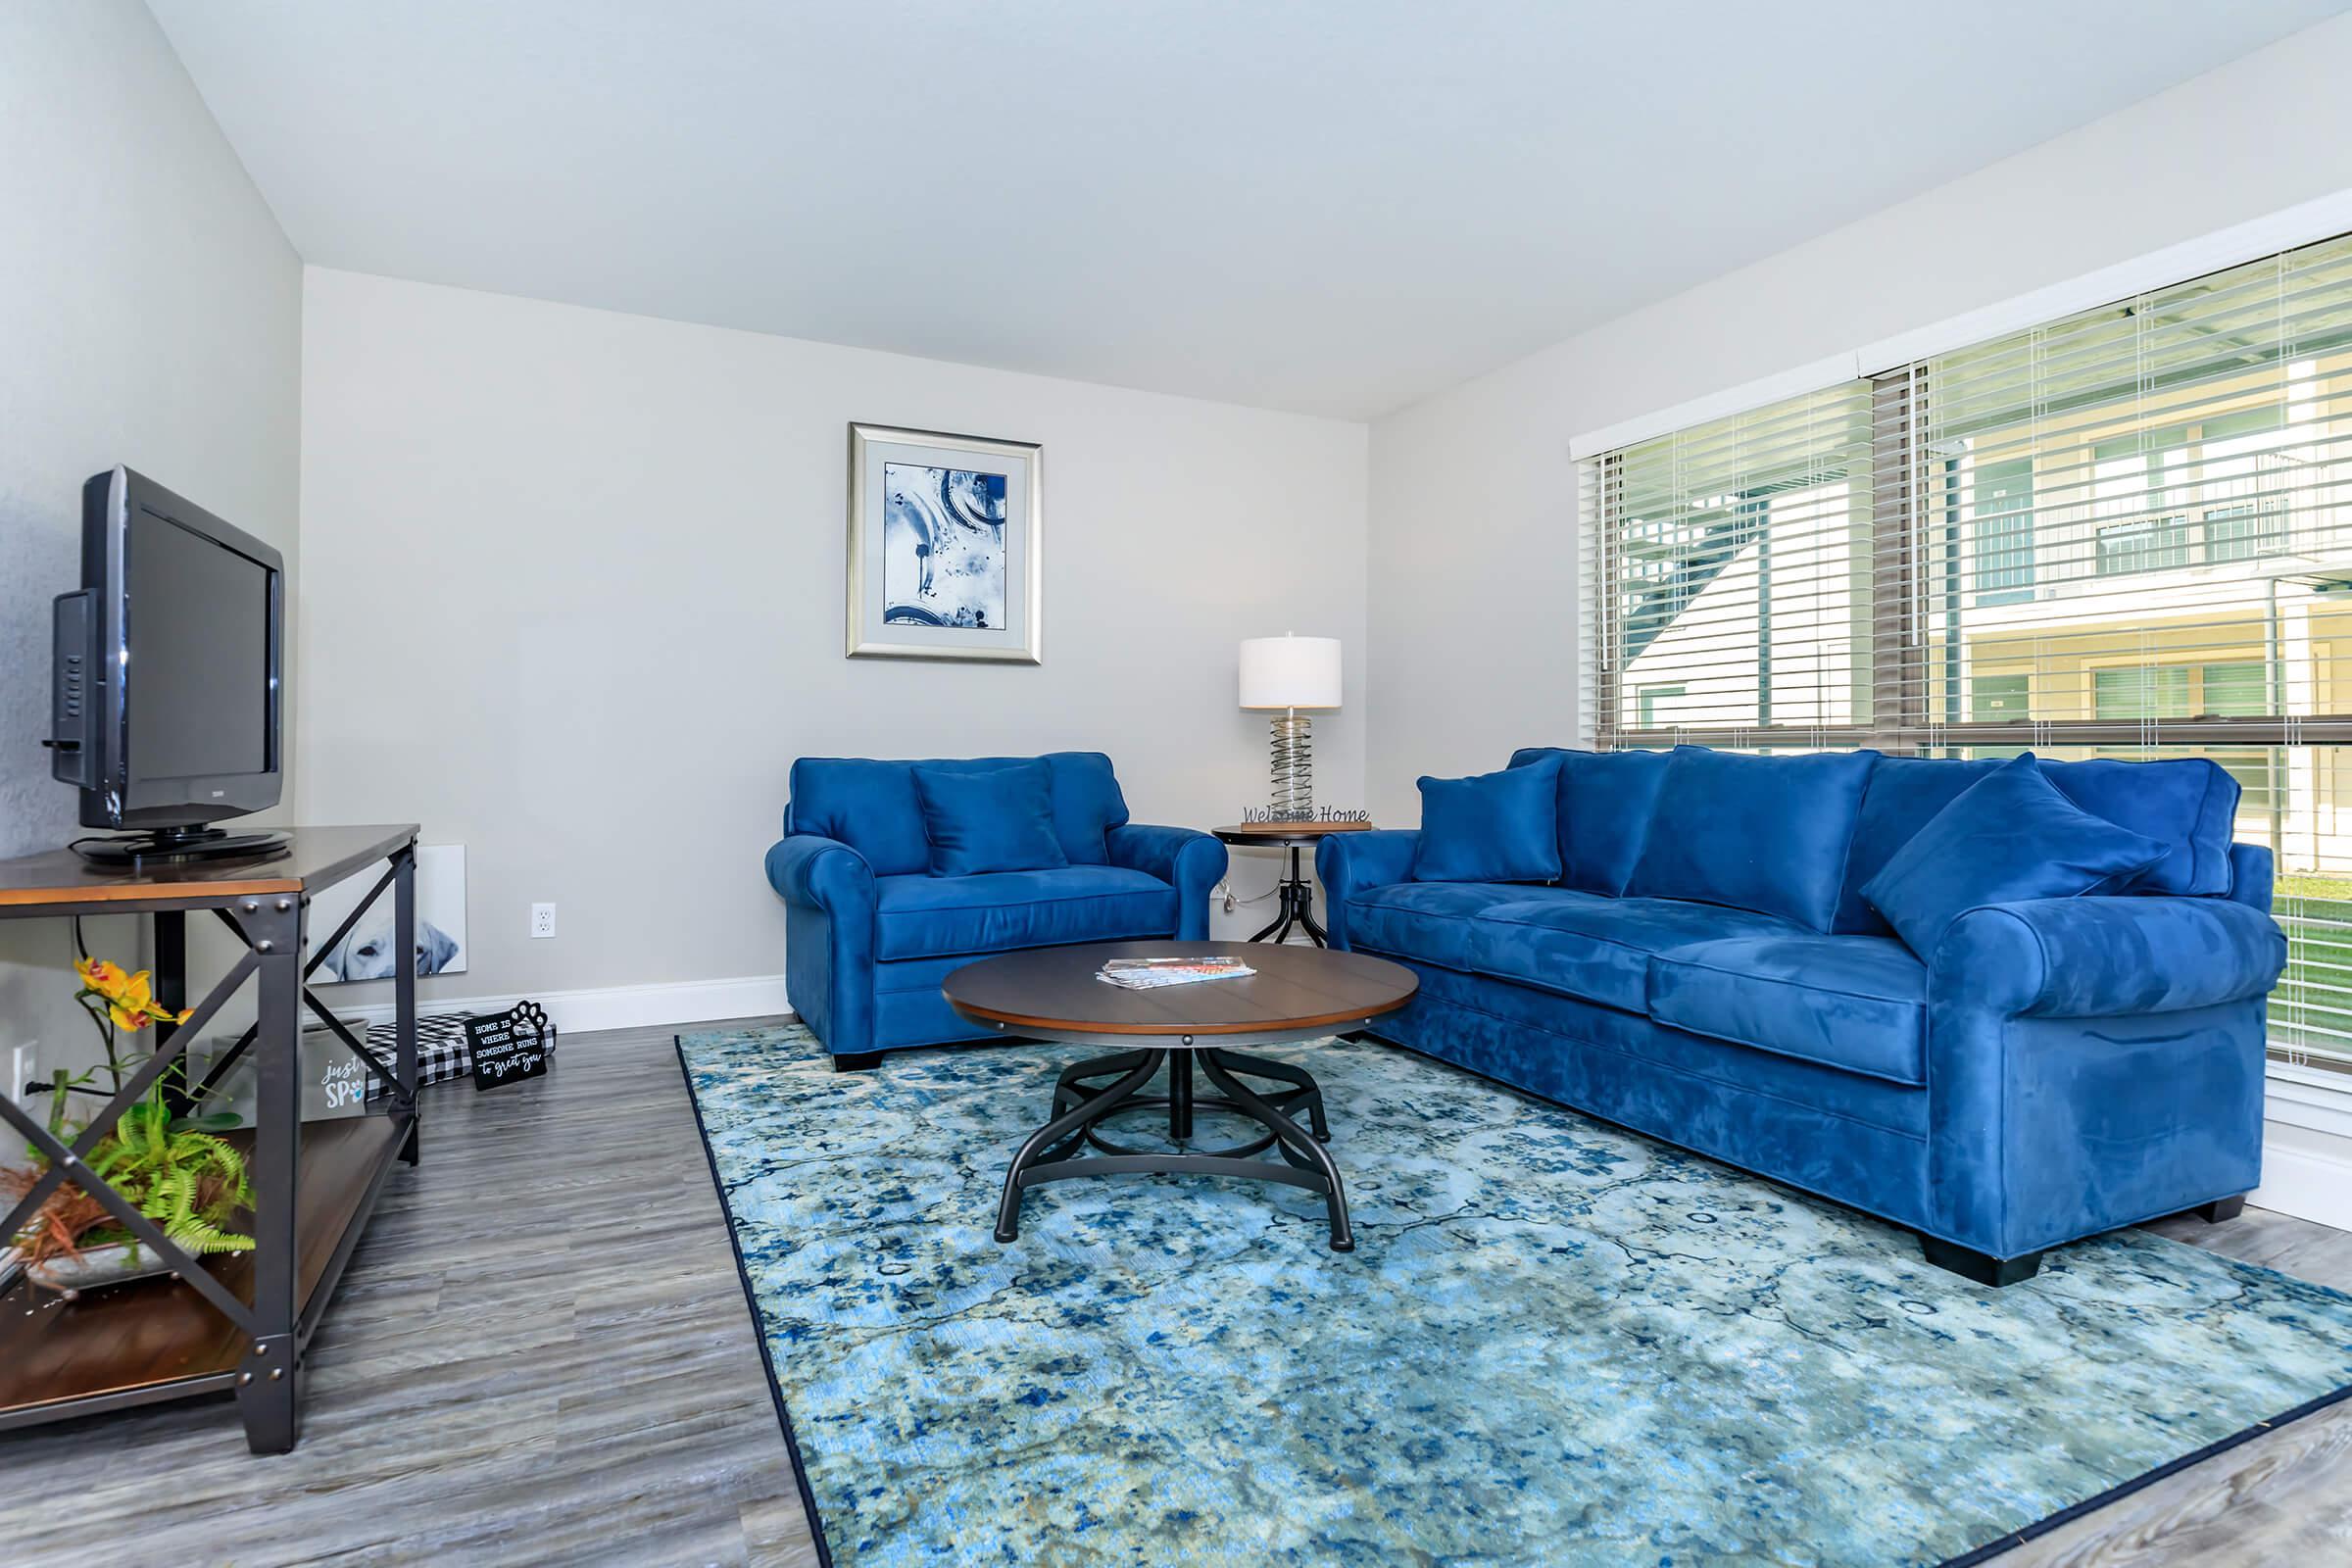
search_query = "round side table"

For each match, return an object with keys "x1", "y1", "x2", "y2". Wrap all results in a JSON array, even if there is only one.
[{"x1": 1211, "y1": 821, "x2": 1374, "y2": 947}]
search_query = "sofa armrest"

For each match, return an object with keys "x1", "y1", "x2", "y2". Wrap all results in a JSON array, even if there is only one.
[
  {"x1": 1106, "y1": 824, "x2": 1226, "y2": 941},
  {"x1": 1934, "y1": 895, "x2": 2286, "y2": 1018},
  {"x1": 765, "y1": 832, "x2": 875, "y2": 915},
  {"x1": 766, "y1": 833, "x2": 879, "y2": 1056},
  {"x1": 2229, "y1": 841, "x2": 2274, "y2": 912},
  {"x1": 1315, "y1": 830, "x2": 1420, "y2": 952}
]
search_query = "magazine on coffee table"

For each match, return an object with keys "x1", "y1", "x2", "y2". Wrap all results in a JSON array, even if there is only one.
[{"x1": 1097, "y1": 956, "x2": 1256, "y2": 990}]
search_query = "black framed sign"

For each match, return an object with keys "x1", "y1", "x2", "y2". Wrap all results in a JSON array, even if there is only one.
[{"x1": 467, "y1": 1001, "x2": 553, "y2": 1091}]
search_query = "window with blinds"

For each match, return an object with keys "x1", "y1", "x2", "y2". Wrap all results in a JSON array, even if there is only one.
[
  {"x1": 1586, "y1": 383, "x2": 1877, "y2": 749},
  {"x1": 1584, "y1": 229, "x2": 2352, "y2": 1072}
]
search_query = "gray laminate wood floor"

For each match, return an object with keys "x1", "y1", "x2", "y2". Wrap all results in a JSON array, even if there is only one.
[
  {"x1": 0, "y1": 1019, "x2": 819, "y2": 1568},
  {"x1": 1, "y1": 1018, "x2": 2347, "y2": 1566}
]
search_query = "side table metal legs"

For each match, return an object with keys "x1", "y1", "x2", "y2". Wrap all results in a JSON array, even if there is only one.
[
  {"x1": 994, "y1": 1047, "x2": 1353, "y2": 1251},
  {"x1": 1248, "y1": 844, "x2": 1329, "y2": 947}
]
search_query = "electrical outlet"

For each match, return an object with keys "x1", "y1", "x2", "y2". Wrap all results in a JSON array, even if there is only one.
[
  {"x1": 530, "y1": 903, "x2": 557, "y2": 940},
  {"x1": 7, "y1": 1043, "x2": 35, "y2": 1106}
]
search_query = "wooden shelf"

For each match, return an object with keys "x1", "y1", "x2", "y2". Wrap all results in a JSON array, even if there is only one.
[
  {"x1": 0, "y1": 1113, "x2": 411, "y2": 1427},
  {"x1": 0, "y1": 825, "x2": 418, "y2": 911}
]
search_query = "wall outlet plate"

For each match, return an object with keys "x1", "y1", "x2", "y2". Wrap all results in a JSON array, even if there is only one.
[
  {"x1": 530, "y1": 903, "x2": 557, "y2": 940},
  {"x1": 7, "y1": 1043, "x2": 35, "y2": 1106}
]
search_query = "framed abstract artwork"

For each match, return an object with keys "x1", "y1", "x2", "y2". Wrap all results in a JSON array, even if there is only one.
[{"x1": 846, "y1": 422, "x2": 1043, "y2": 662}]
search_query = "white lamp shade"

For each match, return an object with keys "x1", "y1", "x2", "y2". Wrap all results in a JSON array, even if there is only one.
[{"x1": 1239, "y1": 635, "x2": 1342, "y2": 710}]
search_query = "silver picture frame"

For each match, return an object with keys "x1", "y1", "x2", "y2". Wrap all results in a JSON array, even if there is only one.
[{"x1": 846, "y1": 422, "x2": 1043, "y2": 663}]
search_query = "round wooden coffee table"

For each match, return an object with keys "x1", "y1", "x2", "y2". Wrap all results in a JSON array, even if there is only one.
[{"x1": 944, "y1": 940, "x2": 1416, "y2": 1252}]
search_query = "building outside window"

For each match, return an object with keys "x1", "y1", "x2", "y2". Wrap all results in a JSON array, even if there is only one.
[
  {"x1": 2205, "y1": 502, "x2": 2285, "y2": 562},
  {"x1": 2095, "y1": 515, "x2": 2191, "y2": 575},
  {"x1": 1972, "y1": 457, "x2": 2034, "y2": 603},
  {"x1": 1636, "y1": 684, "x2": 1687, "y2": 729}
]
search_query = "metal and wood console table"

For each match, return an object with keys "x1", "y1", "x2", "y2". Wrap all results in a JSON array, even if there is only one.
[{"x1": 0, "y1": 825, "x2": 420, "y2": 1453}]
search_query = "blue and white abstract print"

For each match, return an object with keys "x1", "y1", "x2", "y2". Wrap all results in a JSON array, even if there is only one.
[{"x1": 882, "y1": 463, "x2": 1006, "y2": 629}]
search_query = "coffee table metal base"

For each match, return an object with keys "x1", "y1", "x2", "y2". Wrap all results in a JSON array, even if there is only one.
[{"x1": 994, "y1": 1046, "x2": 1354, "y2": 1252}]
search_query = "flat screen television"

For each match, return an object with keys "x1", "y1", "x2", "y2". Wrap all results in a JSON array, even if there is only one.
[{"x1": 49, "y1": 467, "x2": 287, "y2": 865}]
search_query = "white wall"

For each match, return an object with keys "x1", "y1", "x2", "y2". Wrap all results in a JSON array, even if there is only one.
[
  {"x1": 298, "y1": 269, "x2": 1367, "y2": 1018},
  {"x1": 1364, "y1": 13, "x2": 2352, "y2": 823},
  {"x1": 0, "y1": 3, "x2": 301, "y2": 1088}
]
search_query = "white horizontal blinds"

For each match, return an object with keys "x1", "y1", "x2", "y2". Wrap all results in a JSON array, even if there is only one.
[
  {"x1": 1574, "y1": 456, "x2": 1611, "y2": 747},
  {"x1": 2269, "y1": 745, "x2": 2352, "y2": 1072},
  {"x1": 1893, "y1": 230, "x2": 2352, "y2": 1070},
  {"x1": 1891, "y1": 232, "x2": 2352, "y2": 749},
  {"x1": 1596, "y1": 382, "x2": 1876, "y2": 749}
]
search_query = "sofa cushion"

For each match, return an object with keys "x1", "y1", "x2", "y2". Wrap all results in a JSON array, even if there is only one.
[
  {"x1": 911, "y1": 761, "x2": 1069, "y2": 876},
  {"x1": 788, "y1": 753, "x2": 1131, "y2": 875},
  {"x1": 2044, "y1": 757, "x2": 2238, "y2": 898},
  {"x1": 1413, "y1": 758, "x2": 1563, "y2": 883},
  {"x1": 1623, "y1": 748, "x2": 1880, "y2": 932},
  {"x1": 1861, "y1": 755, "x2": 2172, "y2": 960},
  {"x1": 1345, "y1": 881, "x2": 1543, "y2": 972},
  {"x1": 1508, "y1": 747, "x2": 1674, "y2": 896},
  {"x1": 1647, "y1": 933, "x2": 1931, "y2": 1087},
  {"x1": 1467, "y1": 894, "x2": 1802, "y2": 1015},
  {"x1": 872, "y1": 866, "x2": 1175, "y2": 960},
  {"x1": 1833, "y1": 754, "x2": 2241, "y2": 933}
]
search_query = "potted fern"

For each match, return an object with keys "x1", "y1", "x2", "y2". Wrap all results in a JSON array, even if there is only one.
[{"x1": 2, "y1": 956, "x2": 255, "y2": 1297}]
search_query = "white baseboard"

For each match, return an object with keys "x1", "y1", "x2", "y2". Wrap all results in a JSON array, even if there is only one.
[
  {"x1": 333, "y1": 974, "x2": 793, "y2": 1037},
  {"x1": 2253, "y1": 1129, "x2": 2352, "y2": 1233},
  {"x1": 2254, "y1": 1070, "x2": 2352, "y2": 1231}
]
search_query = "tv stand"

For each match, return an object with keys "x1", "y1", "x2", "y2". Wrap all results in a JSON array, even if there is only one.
[
  {"x1": 73, "y1": 825, "x2": 292, "y2": 869},
  {"x1": 0, "y1": 826, "x2": 421, "y2": 1453}
]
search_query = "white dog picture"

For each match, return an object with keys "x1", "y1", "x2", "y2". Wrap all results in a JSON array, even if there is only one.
[{"x1": 309, "y1": 844, "x2": 467, "y2": 982}]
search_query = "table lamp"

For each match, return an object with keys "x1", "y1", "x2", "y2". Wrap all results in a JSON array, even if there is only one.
[{"x1": 1238, "y1": 634, "x2": 1341, "y2": 821}]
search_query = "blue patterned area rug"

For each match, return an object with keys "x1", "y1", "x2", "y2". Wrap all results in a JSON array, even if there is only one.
[{"x1": 676, "y1": 1023, "x2": 2352, "y2": 1568}]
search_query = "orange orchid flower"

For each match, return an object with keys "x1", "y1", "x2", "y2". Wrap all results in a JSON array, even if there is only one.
[{"x1": 75, "y1": 956, "x2": 193, "y2": 1031}]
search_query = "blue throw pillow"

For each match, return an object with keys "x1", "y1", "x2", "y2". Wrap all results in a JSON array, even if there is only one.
[
  {"x1": 1412, "y1": 758, "x2": 1563, "y2": 883},
  {"x1": 1624, "y1": 748, "x2": 1880, "y2": 932},
  {"x1": 910, "y1": 761, "x2": 1070, "y2": 877},
  {"x1": 1861, "y1": 754, "x2": 2172, "y2": 960},
  {"x1": 1508, "y1": 747, "x2": 1675, "y2": 897}
]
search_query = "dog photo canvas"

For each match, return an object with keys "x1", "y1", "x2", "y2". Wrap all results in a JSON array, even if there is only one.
[{"x1": 310, "y1": 843, "x2": 468, "y2": 982}]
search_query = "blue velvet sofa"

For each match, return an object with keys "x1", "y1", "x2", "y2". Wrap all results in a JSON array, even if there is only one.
[
  {"x1": 767, "y1": 754, "x2": 1226, "y2": 1069},
  {"x1": 1318, "y1": 747, "x2": 2287, "y2": 1284}
]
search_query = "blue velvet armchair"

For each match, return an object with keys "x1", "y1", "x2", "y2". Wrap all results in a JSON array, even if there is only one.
[{"x1": 767, "y1": 754, "x2": 1226, "y2": 1069}]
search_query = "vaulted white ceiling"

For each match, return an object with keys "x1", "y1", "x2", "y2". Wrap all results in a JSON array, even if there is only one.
[{"x1": 150, "y1": 0, "x2": 2349, "y2": 419}]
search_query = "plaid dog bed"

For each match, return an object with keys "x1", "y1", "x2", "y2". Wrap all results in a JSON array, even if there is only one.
[{"x1": 364, "y1": 1012, "x2": 558, "y2": 1098}]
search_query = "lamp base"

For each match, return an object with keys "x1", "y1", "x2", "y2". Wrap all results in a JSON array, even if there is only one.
[{"x1": 1268, "y1": 712, "x2": 1314, "y2": 821}]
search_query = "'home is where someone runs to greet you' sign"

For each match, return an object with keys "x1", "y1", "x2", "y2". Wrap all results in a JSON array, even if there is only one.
[{"x1": 467, "y1": 1000, "x2": 553, "y2": 1091}]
